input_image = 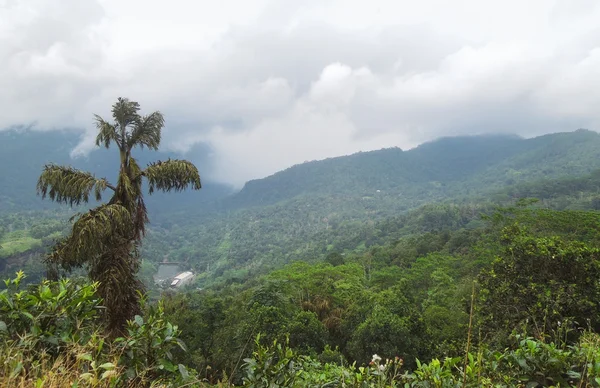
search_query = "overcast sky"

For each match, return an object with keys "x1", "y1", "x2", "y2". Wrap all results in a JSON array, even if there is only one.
[{"x1": 2, "y1": 0, "x2": 600, "y2": 186}]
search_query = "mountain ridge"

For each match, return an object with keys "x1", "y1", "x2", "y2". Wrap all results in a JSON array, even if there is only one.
[
  {"x1": 4, "y1": 128, "x2": 600, "y2": 215},
  {"x1": 227, "y1": 129, "x2": 600, "y2": 209},
  {"x1": 4, "y1": 128, "x2": 600, "y2": 286}
]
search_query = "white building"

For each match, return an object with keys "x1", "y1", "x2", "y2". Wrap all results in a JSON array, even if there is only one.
[{"x1": 170, "y1": 271, "x2": 195, "y2": 288}]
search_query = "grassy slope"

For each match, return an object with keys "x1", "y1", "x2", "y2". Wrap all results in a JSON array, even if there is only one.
[{"x1": 0, "y1": 230, "x2": 41, "y2": 258}]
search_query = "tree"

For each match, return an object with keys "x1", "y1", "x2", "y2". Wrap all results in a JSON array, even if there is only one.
[
  {"x1": 37, "y1": 97, "x2": 201, "y2": 335},
  {"x1": 478, "y1": 224, "x2": 600, "y2": 344}
]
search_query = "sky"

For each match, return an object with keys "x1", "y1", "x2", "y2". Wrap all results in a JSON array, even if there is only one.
[{"x1": 1, "y1": 0, "x2": 600, "y2": 186}]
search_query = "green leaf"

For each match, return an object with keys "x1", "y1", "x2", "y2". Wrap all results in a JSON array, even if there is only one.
[
  {"x1": 10, "y1": 362, "x2": 23, "y2": 379},
  {"x1": 99, "y1": 362, "x2": 115, "y2": 370},
  {"x1": 101, "y1": 370, "x2": 118, "y2": 380},
  {"x1": 134, "y1": 315, "x2": 144, "y2": 326},
  {"x1": 21, "y1": 311, "x2": 34, "y2": 320},
  {"x1": 159, "y1": 358, "x2": 175, "y2": 372},
  {"x1": 178, "y1": 364, "x2": 190, "y2": 380},
  {"x1": 77, "y1": 353, "x2": 93, "y2": 362}
]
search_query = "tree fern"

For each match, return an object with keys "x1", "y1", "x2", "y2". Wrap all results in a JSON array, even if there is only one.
[{"x1": 38, "y1": 97, "x2": 202, "y2": 336}]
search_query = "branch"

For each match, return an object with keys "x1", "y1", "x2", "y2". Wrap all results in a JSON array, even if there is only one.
[
  {"x1": 94, "y1": 115, "x2": 121, "y2": 149},
  {"x1": 127, "y1": 111, "x2": 164, "y2": 151},
  {"x1": 47, "y1": 204, "x2": 133, "y2": 270},
  {"x1": 37, "y1": 164, "x2": 114, "y2": 206},
  {"x1": 143, "y1": 159, "x2": 201, "y2": 194}
]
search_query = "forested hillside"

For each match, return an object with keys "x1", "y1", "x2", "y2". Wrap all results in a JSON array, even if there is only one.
[
  {"x1": 3, "y1": 129, "x2": 600, "y2": 286},
  {"x1": 2, "y1": 127, "x2": 600, "y2": 386},
  {"x1": 142, "y1": 129, "x2": 600, "y2": 287},
  {"x1": 4, "y1": 202, "x2": 600, "y2": 386},
  {"x1": 228, "y1": 129, "x2": 600, "y2": 208}
]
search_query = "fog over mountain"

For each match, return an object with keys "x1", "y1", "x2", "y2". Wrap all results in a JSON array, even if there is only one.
[{"x1": 2, "y1": 0, "x2": 600, "y2": 186}]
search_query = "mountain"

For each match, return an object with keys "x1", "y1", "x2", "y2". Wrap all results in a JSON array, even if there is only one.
[
  {"x1": 140, "y1": 128, "x2": 600, "y2": 286},
  {"x1": 0, "y1": 129, "x2": 234, "y2": 214},
  {"x1": 227, "y1": 129, "x2": 600, "y2": 209},
  {"x1": 3, "y1": 128, "x2": 600, "y2": 286}
]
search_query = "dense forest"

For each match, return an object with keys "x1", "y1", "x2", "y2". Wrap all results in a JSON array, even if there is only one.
[{"x1": 2, "y1": 126, "x2": 600, "y2": 386}]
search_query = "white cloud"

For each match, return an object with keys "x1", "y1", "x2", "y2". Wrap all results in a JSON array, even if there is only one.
[{"x1": 2, "y1": 0, "x2": 600, "y2": 186}]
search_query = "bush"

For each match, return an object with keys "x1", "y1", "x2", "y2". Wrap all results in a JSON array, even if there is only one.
[
  {"x1": 241, "y1": 332, "x2": 600, "y2": 387},
  {"x1": 0, "y1": 272, "x2": 197, "y2": 387}
]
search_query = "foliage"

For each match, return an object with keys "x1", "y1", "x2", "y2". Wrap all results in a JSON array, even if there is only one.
[
  {"x1": 36, "y1": 97, "x2": 202, "y2": 336},
  {"x1": 115, "y1": 299, "x2": 191, "y2": 384},
  {"x1": 478, "y1": 224, "x2": 600, "y2": 343},
  {"x1": 242, "y1": 335, "x2": 405, "y2": 387},
  {"x1": 5, "y1": 128, "x2": 600, "y2": 289},
  {"x1": 6, "y1": 125, "x2": 600, "y2": 386},
  {"x1": 240, "y1": 333, "x2": 600, "y2": 387},
  {"x1": 155, "y1": 204, "x2": 600, "y2": 385},
  {"x1": 0, "y1": 272, "x2": 195, "y2": 387}
]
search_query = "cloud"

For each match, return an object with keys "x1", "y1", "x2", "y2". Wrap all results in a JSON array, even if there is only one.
[
  {"x1": 0, "y1": 0, "x2": 110, "y2": 128},
  {"x1": 2, "y1": 0, "x2": 600, "y2": 186}
]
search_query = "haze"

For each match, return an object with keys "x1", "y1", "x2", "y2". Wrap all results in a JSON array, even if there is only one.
[{"x1": 1, "y1": 0, "x2": 600, "y2": 186}]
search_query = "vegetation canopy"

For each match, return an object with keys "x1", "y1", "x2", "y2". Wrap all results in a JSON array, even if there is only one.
[{"x1": 36, "y1": 97, "x2": 202, "y2": 336}]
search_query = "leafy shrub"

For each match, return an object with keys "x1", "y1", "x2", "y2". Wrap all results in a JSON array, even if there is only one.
[
  {"x1": 242, "y1": 334, "x2": 403, "y2": 387},
  {"x1": 0, "y1": 272, "x2": 197, "y2": 387},
  {"x1": 242, "y1": 332, "x2": 600, "y2": 387},
  {"x1": 0, "y1": 270, "x2": 100, "y2": 354},
  {"x1": 114, "y1": 298, "x2": 193, "y2": 385}
]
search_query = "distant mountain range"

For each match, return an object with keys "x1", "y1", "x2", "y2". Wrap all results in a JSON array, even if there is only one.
[
  {"x1": 226, "y1": 128, "x2": 600, "y2": 209},
  {"x1": 0, "y1": 129, "x2": 233, "y2": 214},
  {"x1": 3, "y1": 128, "x2": 600, "y2": 215},
  {"x1": 4, "y1": 128, "x2": 600, "y2": 285}
]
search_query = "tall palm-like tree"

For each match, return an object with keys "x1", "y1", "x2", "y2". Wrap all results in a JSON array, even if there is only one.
[{"x1": 37, "y1": 98, "x2": 201, "y2": 335}]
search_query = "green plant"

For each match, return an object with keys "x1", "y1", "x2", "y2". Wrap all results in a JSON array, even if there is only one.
[
  {"x1": 0, "y1": 272, "x2": 199, "y2": 387},
  {"x1": 242, "y1": 335, "x2": 306, "y2": 387},
  {"x1": 505, "y1": 335, "x2": 576, "y2": 386},
  {"x1": 37, "y1": 97, "x2": 202, "y2": 336},
  {"x1": 0, "y1": 271, "x2": 101, "y2": 353},
  {"x1": 114, "y1": 298, "x2": 193, "y2": 386}
]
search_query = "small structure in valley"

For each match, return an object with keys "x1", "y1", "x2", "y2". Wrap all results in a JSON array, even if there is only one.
[
  {"x1": 154, "y1": 263, "x2": 181, "y2": 286},
  {"x1": 170, "y1": 271, "x2": 195, "y2": 288}
]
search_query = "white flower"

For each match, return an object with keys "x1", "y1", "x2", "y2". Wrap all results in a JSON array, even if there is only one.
[
  {"x1": 371, "y1": 354, "x2": 382, "y2": 363},
  {"x1": 379, "y1": 364, "x2": 385, "y2": 372}
]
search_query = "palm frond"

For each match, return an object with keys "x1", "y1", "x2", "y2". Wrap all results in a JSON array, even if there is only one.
[
  {"x1": 112, "y1": 97, "x2": 140, "y2": 129},
  {"x1": 37, "y1": 164, "x2": 114, "y2": 206},
  {"x1": 143, "y1": 159, "x2": 202, "y2": 194},
  {"x1": 46, "y1": 204, "x2": 132, "y2": 270},
  {"x1": 94, "y1": 115, "x2": 121, "y2": 149},
  {"x1": 128, "y1": 111, "x2": 164, "y2": 151}
]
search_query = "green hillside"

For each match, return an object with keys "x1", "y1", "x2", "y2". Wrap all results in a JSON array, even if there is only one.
[
  {"x1": 139, "y1": 129, "x2": 600, "y2": 287},
  {"x1": 3, "y1": 128, "x2": 600, "y2": 386},
  {"x1": 4, "y1": 129, "x2": 600, "y2": 285},
  {"x1": 228, "y1": 129, "x2": 600, "y2": 209}
]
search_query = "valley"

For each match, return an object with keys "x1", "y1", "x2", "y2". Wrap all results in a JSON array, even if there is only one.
[{"x1": 2, "y1": 128, "x2": 600, "y2": 385}]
